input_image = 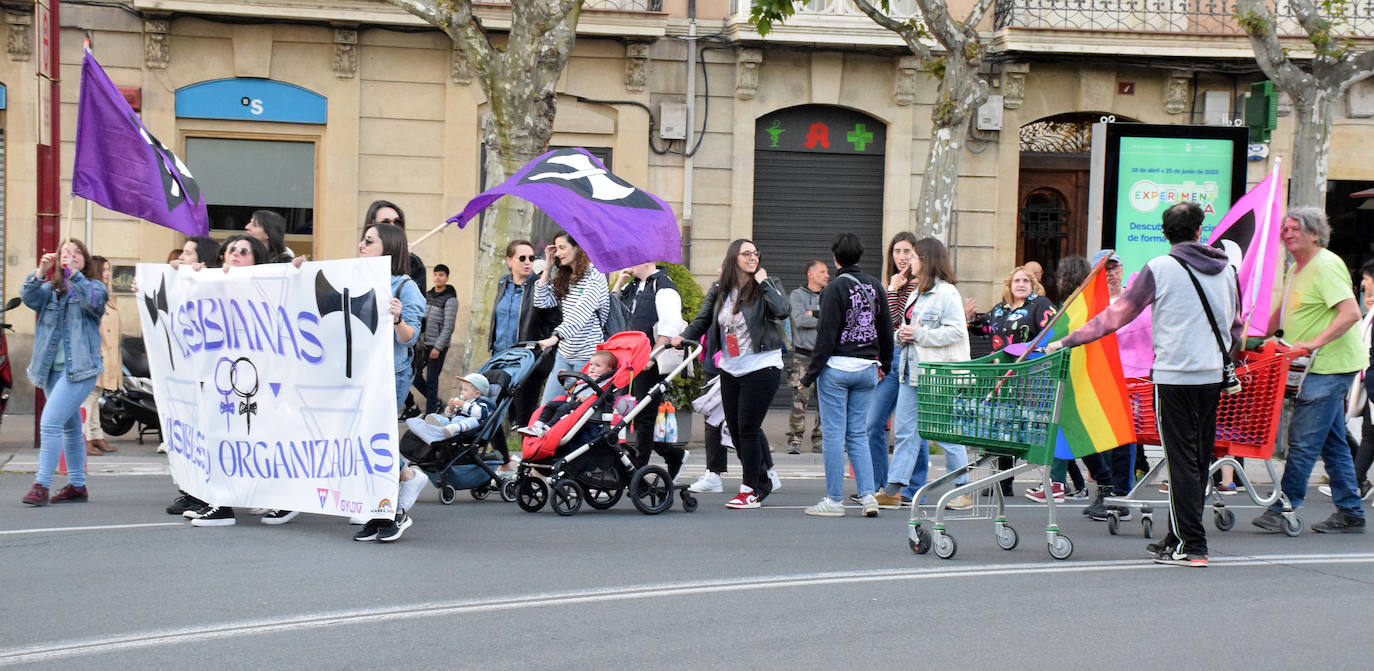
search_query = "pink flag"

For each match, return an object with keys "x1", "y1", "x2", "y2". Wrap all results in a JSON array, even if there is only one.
[{"x1": 1206, "y1": 164, "x2": 1284, "y2": 336}]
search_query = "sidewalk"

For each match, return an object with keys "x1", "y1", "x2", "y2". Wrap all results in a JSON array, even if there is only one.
[{"x1": 0, "y1": 415, "x2": 170, "y2": 476}]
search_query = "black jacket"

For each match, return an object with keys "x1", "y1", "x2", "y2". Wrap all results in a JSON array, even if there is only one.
[
  {"x1": 489, "y1": 273, "x2": 559, "y2": 353},
  {"x1": 801, "y1": 265, "x2": 893, "y2": 386},
  {"x1": 620, "y1": 269, "x2": 677, "y2": 339},
  {"x1": 682, "y1": 276, "x2": 788, "y2": 363}
]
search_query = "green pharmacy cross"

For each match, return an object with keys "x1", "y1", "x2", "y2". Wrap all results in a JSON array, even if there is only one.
[{"x1": 847, "y1": 124, "x2": 874, "y2": 151}]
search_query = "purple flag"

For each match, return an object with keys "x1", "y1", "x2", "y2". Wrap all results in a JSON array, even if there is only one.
[
  {"x1": 447, "y1": 148, "x2": 680, "y2": 270},
  {"x1": 72, "y1": 50, "x2": 209, "y2": 236}
]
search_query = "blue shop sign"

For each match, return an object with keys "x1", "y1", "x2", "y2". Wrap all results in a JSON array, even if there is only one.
[
  {"x1": 175, "y1": 78, "x2": 326, "y2": 124},
  {"x1": 0, "y1": 84, "x2": 6, "y2": 110}
]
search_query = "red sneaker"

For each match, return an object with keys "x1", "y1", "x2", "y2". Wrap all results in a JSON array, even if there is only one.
[
  {"x1": 1025, "y1": 482, "x2": 1065, "y2": 503},
  {"x1": 22, "y1": 483, "x2": 50, "y2": 506},
  {"x1": 50, "y1": 484, "x2": 89, "y2": 503},
  {"x1": 725, "y1": 491, "x2": 760, "y2": 509}
]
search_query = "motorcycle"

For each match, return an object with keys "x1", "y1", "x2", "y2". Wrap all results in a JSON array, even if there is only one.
[
  {"x1": 0, "y1": 296, "x2": 22, "y2": 423},
  {"x1": 99, "y1": 335, "x2": 161, "y2": 444}
]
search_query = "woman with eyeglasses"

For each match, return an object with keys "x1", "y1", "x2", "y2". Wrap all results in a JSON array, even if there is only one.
[
  {"x1": 672, "y1": 239, "x2": 788, "y2": 509},
  {"x1": 533, "y1": 233, "x2": 610, "y2": 404},
  {"x1": 20, "y1": 239, "x2": 107, "y2": 507},
  {"x1": 351, "y1": 222, "x2": 429, "y2": 543}
]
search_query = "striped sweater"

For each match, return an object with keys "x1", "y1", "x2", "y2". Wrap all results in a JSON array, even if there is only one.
[{"x1": 535, "y1": 264, "x2": 610, "y2": 361}]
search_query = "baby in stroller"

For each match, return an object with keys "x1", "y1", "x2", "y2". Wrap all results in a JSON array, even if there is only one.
[
  {"x1": 404, "y1": 373, "x2": 494, "y2": 444},
  {"x1": 517, "y1": 351, "x2": 619, "y2": 438}
]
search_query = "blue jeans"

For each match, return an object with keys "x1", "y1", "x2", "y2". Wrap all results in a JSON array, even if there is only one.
[
  {"x1": 36, "y1": 369, "x2": 96, "y2": 488},
  {"x1": 395, "y1": 367, "x2": 415, "y2": 414},
  {"x1": 1272, "y1": 371, "x2": 1365, "y2": 517},
  {"x1": 889, "y1": 381, "x2": 968, "y2": 492},
  {"x1": 817, "y1": 365, "x2": 878, "y2": 501},
  {"x1": 865, "y1": 350, "x2": 901, "y2": 490},
  {"x1": 541, "y1": 353, "x2": 589, "y2": 404}
]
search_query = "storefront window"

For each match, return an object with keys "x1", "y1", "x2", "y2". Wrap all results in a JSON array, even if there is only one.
[{"x1": 184, "y1": 137, "x2": 315, "y2": 256}]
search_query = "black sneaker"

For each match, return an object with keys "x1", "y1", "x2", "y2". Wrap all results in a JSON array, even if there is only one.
[
  {"x1": 1251, "y1": 509, "x2": 1285, "y2": 533},
  {"x1": 166, "y1": 493, "x2": 204, "y2": 516},
  {"x1": 260, "y1": 509, "x2": 299, "y2": 525},
  {"x1": 1313, "y1": 511, "x2": 1366, "y2": 534},
  {"x1": 1086, "y1": 488, "x2": 1114, "y2": 521},
  {"x1": 378, "y1": 511, "x2": 413, "y2": 543},
  {"x1": 183, "y1": 503, "x2": 215, "y2": 520},
  {"x1": 1145, "y1": 540, "x2": 1175, "y2": 557},
  {"x1": 1150, "y1": 548, "x2": 1208, "y2": 567},
  {"x1": 353, "y1": 519, "x2": 385, "y2": 541},
  {"x1": 190, "y1": 506, "x2": 236, "y2": 527}
]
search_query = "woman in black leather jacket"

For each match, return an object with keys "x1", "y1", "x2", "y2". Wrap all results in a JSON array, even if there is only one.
[{"x1": 674, "y1": 239, "x2": 787, "y2": 508}]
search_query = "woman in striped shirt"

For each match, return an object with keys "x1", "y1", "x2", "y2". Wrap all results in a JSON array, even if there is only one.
[
  {"x1": 535, "y1": 233, "x2": 610, "y2": 403},
  {"x1": 865, "y1": 232, "x2": 919, "y2": 507}
]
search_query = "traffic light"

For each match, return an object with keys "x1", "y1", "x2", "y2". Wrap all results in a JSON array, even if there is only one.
[{"x1": 1246, "y1": 80, "x2": 1277, "y2": 144}]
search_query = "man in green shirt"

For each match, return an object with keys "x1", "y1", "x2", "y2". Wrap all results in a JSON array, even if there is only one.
[{"x1": 1253, "y1": 207, "x2": 1367, "y2": 534}]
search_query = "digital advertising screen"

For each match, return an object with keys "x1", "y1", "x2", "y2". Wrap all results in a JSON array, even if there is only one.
[{"x1": 1094, "y1": 124, "x2": 1248, "y2": 277}]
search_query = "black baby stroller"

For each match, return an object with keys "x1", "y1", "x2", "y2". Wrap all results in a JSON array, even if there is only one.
[{"x1": 400, "y1": 342, "x2": 551, "y2": 504}]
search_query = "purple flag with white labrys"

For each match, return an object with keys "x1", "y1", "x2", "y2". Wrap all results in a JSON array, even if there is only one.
[
  {"x1": 72, "y1": 50, "x2": 209, "y2": 236},
  {"x1": 447, "y1": 148, "x2": 681, "y2": 270}
]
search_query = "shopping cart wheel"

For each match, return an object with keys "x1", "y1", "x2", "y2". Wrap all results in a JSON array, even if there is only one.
[
  {"x1": 500, "y1": 478, "x2": 519, "y2": 503},
  {"x1": 584, "y1": 486, "x2": 623, "y2": 511},
  {"x1": 910, "y1": 527, "x2": 932, "y2": 554},
  {"x1": 470, "y1": 483, "x2": 490, "y2": 501},
  {"x1": 1141, "y1": 516, "x2": 1154, "y2": 538},
  {"x1": 551, "y1": 479, "x2": 584, "y2": 516},
  {"x1": 629, "y1": 465, "x2": 675, "y2": 515},
  {"x1": 933, "y1": 532, "x2": 957, "y2": 559},
  {"x1": 1214, "y1": 508, "x2": 1236, "y2": 531},
  {"x1": 1283, "y1": 514, "x2": 1304, "y2": 537},
  {"x1": 516, "y1": 477, "x2": 548, "y2": 513},
  {"x1": 1048, "y1": 534, "x2": 1074, "y2": 560},
  {"x1": 438, "y1": 485, "x2": 457, "y2": 505},
  {"x1": 1107, "y1": 514, "x2": 1120, "y2": 536},
  {"x1": 995, "y1": 523, "x2": 1019, "y2": 551}
]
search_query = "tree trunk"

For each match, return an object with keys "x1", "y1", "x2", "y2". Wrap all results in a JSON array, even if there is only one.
[
  {"x1": 914, "y1": 55, "x2": 985, "y2": 242},
  {"x1": 1287, "y1": 85, "x2": 1333, "y2": 209}
]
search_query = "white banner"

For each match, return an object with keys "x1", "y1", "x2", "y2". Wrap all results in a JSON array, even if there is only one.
[{"x1": 136, "y1": 258, "x2": 400, "y2": 519}]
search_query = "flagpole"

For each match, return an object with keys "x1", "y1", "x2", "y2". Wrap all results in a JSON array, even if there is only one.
[
  {"x1": 408, "y1": 221, "x2": 448, "y2": 251},
  {"x1": 1239, "y1": 156, "x2": 1282, "y2": 339},
  {"x1": 1014, "y1": 253, "x2": 1113, "y2": 363}
]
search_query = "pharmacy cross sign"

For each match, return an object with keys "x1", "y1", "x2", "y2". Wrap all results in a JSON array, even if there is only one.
[{"x1": 847, "y1": 124, "x2": 874, "y2": 151}]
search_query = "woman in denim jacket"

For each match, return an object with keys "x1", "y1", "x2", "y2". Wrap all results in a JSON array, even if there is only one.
[
  {"x1": 878, "y1": 238, "x2": 973, "y2": 509},
  {"x1": 21, "y1": 239, "x2": 107, "y2": 506}
]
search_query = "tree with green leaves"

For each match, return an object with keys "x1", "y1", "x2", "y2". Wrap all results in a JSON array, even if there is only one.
[
  {"x1": 388, "y1": 0, "x2": 583, "y2": 368},
  {"x1": 1236, "y1": 0, "x2": 1374, "y2": 207},
  {"x1": 751, "y1": 0, "x2": 995, "y2": 240}
]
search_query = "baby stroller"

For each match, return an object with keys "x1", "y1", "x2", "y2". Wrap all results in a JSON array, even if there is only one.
[
  {"x1": 400, "y1": 342, "x2": 552, "y2": 504},
  {"x1": 512, "y1": 331, "x2": 702, "y2": 516}
]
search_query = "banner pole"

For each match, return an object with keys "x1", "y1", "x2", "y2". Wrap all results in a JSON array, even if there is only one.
[
  {"x1": 1015, "y1": 253, "x2": 1112, "y2": 363},
  {"x1": 1240, "y1": 156, "x2": 1283, "y2": 339},
  {"x1": 408, "y1": 221, "x2": 449, "y2": 251}
]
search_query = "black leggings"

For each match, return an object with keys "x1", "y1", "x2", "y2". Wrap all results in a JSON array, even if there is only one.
[{"x1": 719, "y1": 366, "x2": 781, "y2": 498}]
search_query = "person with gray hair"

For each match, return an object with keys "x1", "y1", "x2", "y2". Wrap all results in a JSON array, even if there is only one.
[{"x1": 1252, "y1": 206, "x2": 1367, "y2": 535}]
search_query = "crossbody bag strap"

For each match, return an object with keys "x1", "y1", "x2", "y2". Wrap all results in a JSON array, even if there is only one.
[{"x1": 1171, "y1": 255, "x2": 1233, "y2": 369}]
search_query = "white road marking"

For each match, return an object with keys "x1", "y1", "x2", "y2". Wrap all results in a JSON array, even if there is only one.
[
  {"x1": 2, "y1": 552, "x2": 1372, "y2": 665},
  {"x1": 0, "y1": 522, "x2": 184, "y2": 536}
]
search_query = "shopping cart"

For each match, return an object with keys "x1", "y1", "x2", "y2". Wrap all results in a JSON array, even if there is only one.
[
  {"x1": 1110, "y1": 340, "x2": 1308, "y2": 537},
  {"x1": 910, "y1": 349, "x2": 1075, "y2": 560}
]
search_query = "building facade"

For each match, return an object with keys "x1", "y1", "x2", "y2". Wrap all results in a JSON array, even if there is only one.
[{"x1": 0, "y1": 0, "x2": 1371, "y2": 410}]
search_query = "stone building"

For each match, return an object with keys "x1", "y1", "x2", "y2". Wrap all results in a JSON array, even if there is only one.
[{"x1": 0, "y1": 0, "x2": 1370, "y2": 410}]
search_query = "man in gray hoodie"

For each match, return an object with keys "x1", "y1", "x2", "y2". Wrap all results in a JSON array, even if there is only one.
[
  {"x1": 1049, "y1": 201, "x2": 1241, "y2": 568},
  {"x1": 787, "y1": 260, "x2": 828, "y2": 454}
]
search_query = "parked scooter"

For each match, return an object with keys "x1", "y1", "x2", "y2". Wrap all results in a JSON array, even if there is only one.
[
  {"x1": 0, "y1": 296, "x2": 22, "y2": 423},
  {"x1": 99, "y1": 335, "x2": 161, "y2": 443}
]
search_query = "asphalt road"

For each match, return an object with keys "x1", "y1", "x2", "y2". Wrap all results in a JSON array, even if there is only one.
[{"x1": 2, "y1": 471, "x2": 1372, "y2": 669}]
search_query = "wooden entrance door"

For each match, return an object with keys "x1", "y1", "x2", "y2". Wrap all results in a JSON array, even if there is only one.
[{"x1": 1017, "y1": 153, "x2": 1089, "y2": 302}]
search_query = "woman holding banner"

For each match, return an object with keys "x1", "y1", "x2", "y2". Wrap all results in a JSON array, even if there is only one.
[
  {"x1": 21, "y1": 239, "x2": 108, "y2": 506},
  {"x1": 534, "y1": 233, "x2": 610, "y2": 404},
  {"x1": 352, "y1": 222, "x2": 428, "y2": 544}
]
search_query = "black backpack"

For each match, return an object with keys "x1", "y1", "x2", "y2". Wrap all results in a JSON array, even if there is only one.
[{"x1": 602, "y1": 292, "x2": 630, "y2": 338}]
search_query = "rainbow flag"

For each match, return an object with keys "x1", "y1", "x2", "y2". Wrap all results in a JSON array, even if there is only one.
[{"x1": 1030, "y1": 257, "x2": 1136, "y2": 458}]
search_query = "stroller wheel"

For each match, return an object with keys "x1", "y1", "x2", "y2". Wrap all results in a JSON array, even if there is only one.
[
  {"x1": 439, "y1": 485, "x2": 457, "y2": 505},
  {"x1": 551, "y1": 479, "x2": 584, "y2": 516},
  {"x1": 680, "y1": 490, "x2": 698, "y2": 513},
  {"x1": 500, "y1": 478, "x2": 519, "y2": 503},
  {"x1": 629, "y1": 465, "x2": 674, "y2": 515},
  {"x1": 584, "y1": 485, "x2": 624, "y2": 511},
  {"x1": 516, "y1": 477, "x2": 548, "y2": 513},
  {"x1": 471, "y1": 482, "x2": 492, "y2": 501}
]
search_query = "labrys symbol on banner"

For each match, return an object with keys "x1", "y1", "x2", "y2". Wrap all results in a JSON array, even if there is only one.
[
  {"x1": 141, "y1": 274, "x2": 175, "y2": 370},
  {"x1": 315, "y1": 271, "x2": 379, "y2": 378}
]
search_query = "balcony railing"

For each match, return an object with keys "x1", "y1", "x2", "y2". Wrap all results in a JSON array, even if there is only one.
[
  {"x1": 730, "y1": 0, "x2": 922, "y2": 20},
  {"x1": 584, "y1": 0, "x2": 663, "y2": 10},
  {"x1": 994, "y1": 0, "x2": 1374, "y2": 36}
]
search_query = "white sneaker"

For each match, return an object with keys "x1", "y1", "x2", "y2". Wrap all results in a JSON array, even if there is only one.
[
  {"x1": 805, "y1": 498, "x2": 845, "y2": 517},
  {"x1": 860, "y1": 494, "x2": 879, "y2": 518},
  {"x1": 516, "y1": 422, "x2": 549, "y2": 437},
  {"x1": 1318, "y1": 484, "x2": 1333, "y2": 497},
  {"x1": 688, "y1": 472, "x2": 723, "y2": 493},
  {"x1": 768, "y1": 469, "x2": 782, "y2": 492}
]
